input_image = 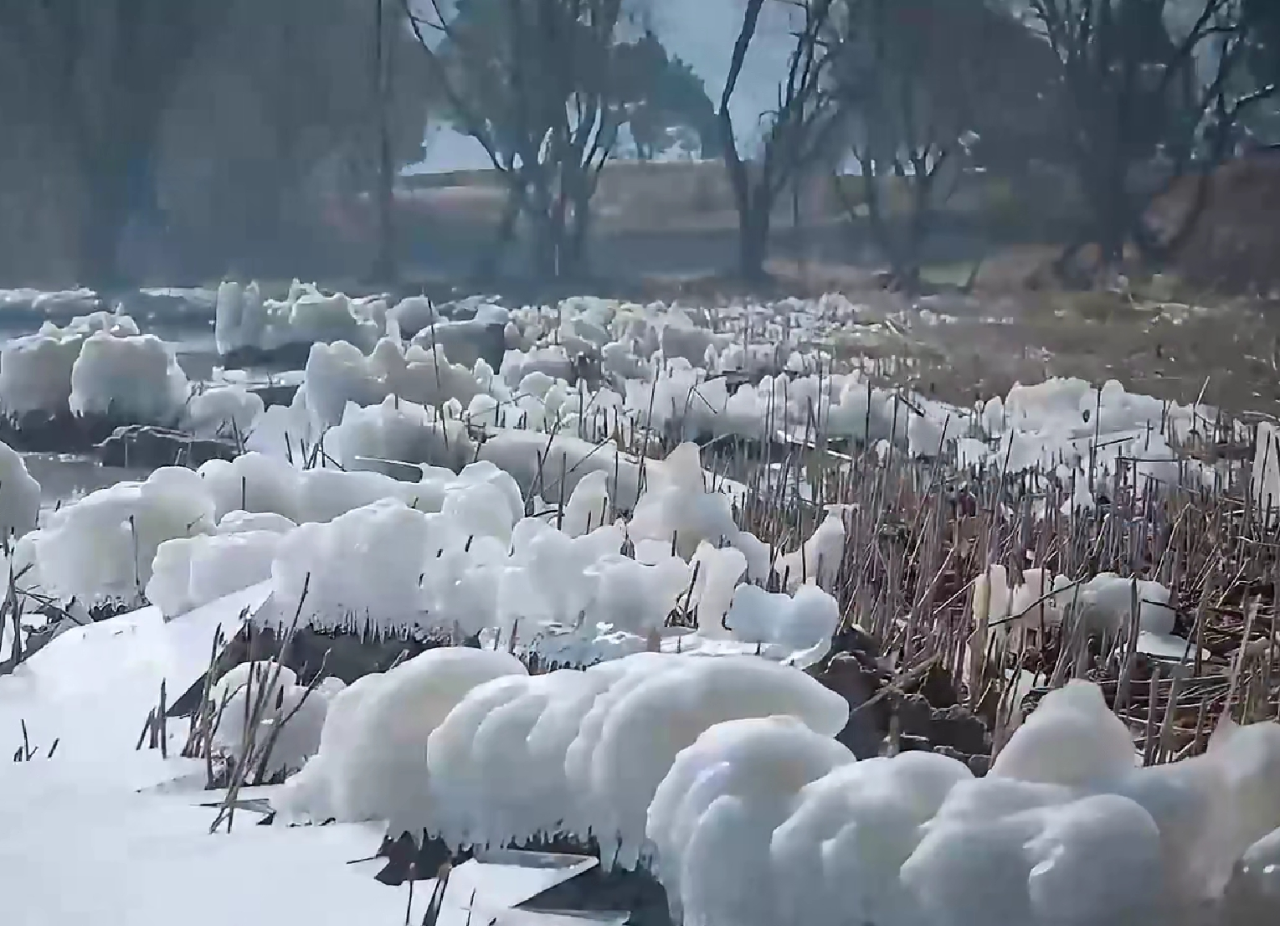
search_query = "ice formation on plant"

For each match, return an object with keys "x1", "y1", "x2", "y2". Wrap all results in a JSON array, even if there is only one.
[
  {"x1": 215, "y1": 280, "x2": 385, "y2": 356},
  {"x1": 274, "y1": 647, "x2": 526, "y2": 835},
  {"x1": 181, "y1": 385, "x2": 264, "y2": 441},
  {"x1": 31, "y1": 467, "x2": 215, "y2": 606},
  {"x1": 0, "y1": 440, "x2": 40, "y2": 544}
]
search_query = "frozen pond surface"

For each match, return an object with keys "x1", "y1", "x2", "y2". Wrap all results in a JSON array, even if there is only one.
[
  {"x1": 2, "y1": 291, "x2": 294, "y2": 506},
  {"x1": 22, "y1": 452, "x2": 152, "y2": 512}
]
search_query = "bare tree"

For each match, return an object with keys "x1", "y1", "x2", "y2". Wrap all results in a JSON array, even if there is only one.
[
  {"x1": 156, "y1": 0, "x2": 430, "y2": 280},
  {"x1": 372, "y1": 0, "x2": 400, "y2": 284},
  {"x1": 0, "y1": 1, "x2": 229, "y2": 288},
  {"x1": 717, "y1": 0, "x2": 844, "y2": 282},
  {"x1": 830, "y1": 0, "x2": 1044, "y2": 293},
  {"x1": 403, "y1": 0, "x2": 637, "y2": 281},
  {"x1": 828, "y1": 0, "x2": 975, "y2": 292},
  {"x1": 1027, "y1": 0, "x2": 1278, "y2": 278}
]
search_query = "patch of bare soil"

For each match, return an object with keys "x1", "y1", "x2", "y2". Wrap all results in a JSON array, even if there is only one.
[
  {"x1": 891, "y1": 290, "x2": 1280, "y2": 420},
  {"x1": 1156, "y1": 151, "x2": 1280, "y2": 296}
]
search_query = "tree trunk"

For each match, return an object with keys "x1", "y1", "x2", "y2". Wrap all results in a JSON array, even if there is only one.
[
  {"x1": 737, "y1": 200, "x2": 772, "y2": 282},
  {"x1": 371, "y1": 128, "x2": 397, "y2": 284},
  {"x1": 473, "y1": 187, "x2": 522, "y2": 282},
  {"x1": 527, "y1": 207, "x2": 563, "y2": 282},
  {"x1": 861, "y1": 163, "x2": 912, "y2": 288},
  {"x1": 76, "y1": 162, "x2": 133, "y2": 290},
  {"x1": 370, "y1": 0, "x2": 397, "y2": 284},
  {"x1": 562, "y1": 170, "x2": 594, "y2": 280}
]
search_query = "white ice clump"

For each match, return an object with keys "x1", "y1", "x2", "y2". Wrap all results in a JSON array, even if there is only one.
[
  {"x1": 0, "y1": 440, "x2": 40, "y2": 544},
  {"x1": 581, "y1": 654, "x2": 849, "y2": 868},
  {"x1": 215, "y1": 280, "x2": 385, "y2": 356},
  {"x1": 297, "y1": 338, "x2": 480, "y2": 432},
  {"x1": 974, "y1": 564, "x2": 1182, "y2": 659},
  {"x1": 0, "y1": 312, "x2": 148, "y2": 419},
  {"x1": 562, "y1": 470, "x2": 613, "y2": 537},
  {"x1": 772, "y1": 507, "x2": 846, "y2": 592},
  {"x1": 146, "y1": 528, "x2": 287, "y2": 619},
  {"x1": 181, "y1": 385, "x2": 264, "y2": 441},
  {"x1": 208, "y1": 661, "x2": 346, "y2": 779},
  {"x1": 646, "y1": 716, "x2": 857, "y2": 926},
  {"x1": 628, "y1": 443, "x2": 737, "y2": 558},
  {"x1": 286, "y1": 647, "x2": 848, "y2": 872},
  {"x1": 68, "y1": 330, "x2": 189, "y2": 424},
  {"x1": 903, "y1": 790, "x2": 1166, "y2": 926},
  {"x1": 639, "y1": 678, "x2": 1280, "y2": 926},
  {"x1": 30, "y1": 467, "x2": 215, "y2": 607},
  {"x1": 209, "y1": 660, "x2": 298, "y2": 756},
  {"x1": 721, "y1": 584, "x2": 840, "y2": 669},
  {"x1": 769, "y1": 751, "x2": 974, "y2": 926},
  {"x1": 268, "y1": 499, "x2": 436, "y2": 632},
  {"x1": 989, "y1": 681, "x2": 1138, "y2": 787},
  {"x1": 323, "y1": 395, "x2": 474, "y2": 474},
  {"x1": 275, "y1": 647, "x2": 526, "y2": 834},
  {"x1": 477, "y1": 431, "x2": 646, "y2": 511},
  {"x1": 981, "y1": 377, "x2": 1215, "y2": 488}
]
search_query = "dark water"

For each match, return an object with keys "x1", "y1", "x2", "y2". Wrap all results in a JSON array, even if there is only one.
[{"x1": 21, "y1": 452, "x2": 153, "y2": 513}]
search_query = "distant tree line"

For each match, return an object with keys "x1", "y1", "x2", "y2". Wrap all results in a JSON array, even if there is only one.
[{"x1": 0, "y1": 0, "x2": 1276, "y2": 291}]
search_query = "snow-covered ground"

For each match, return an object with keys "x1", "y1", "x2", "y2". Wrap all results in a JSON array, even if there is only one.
[{"x1": 0, "y1": 282, "x2": 1275, "y2": 926}]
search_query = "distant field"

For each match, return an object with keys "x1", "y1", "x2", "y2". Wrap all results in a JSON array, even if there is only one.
[{"x1": 398, "y1": 159, "x2": 1018, "y2": 235}]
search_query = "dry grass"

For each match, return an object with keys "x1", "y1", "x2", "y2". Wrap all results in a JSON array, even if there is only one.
[{"x1": 709, "y1": 408, "x2": 1280, "y2": 758}]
